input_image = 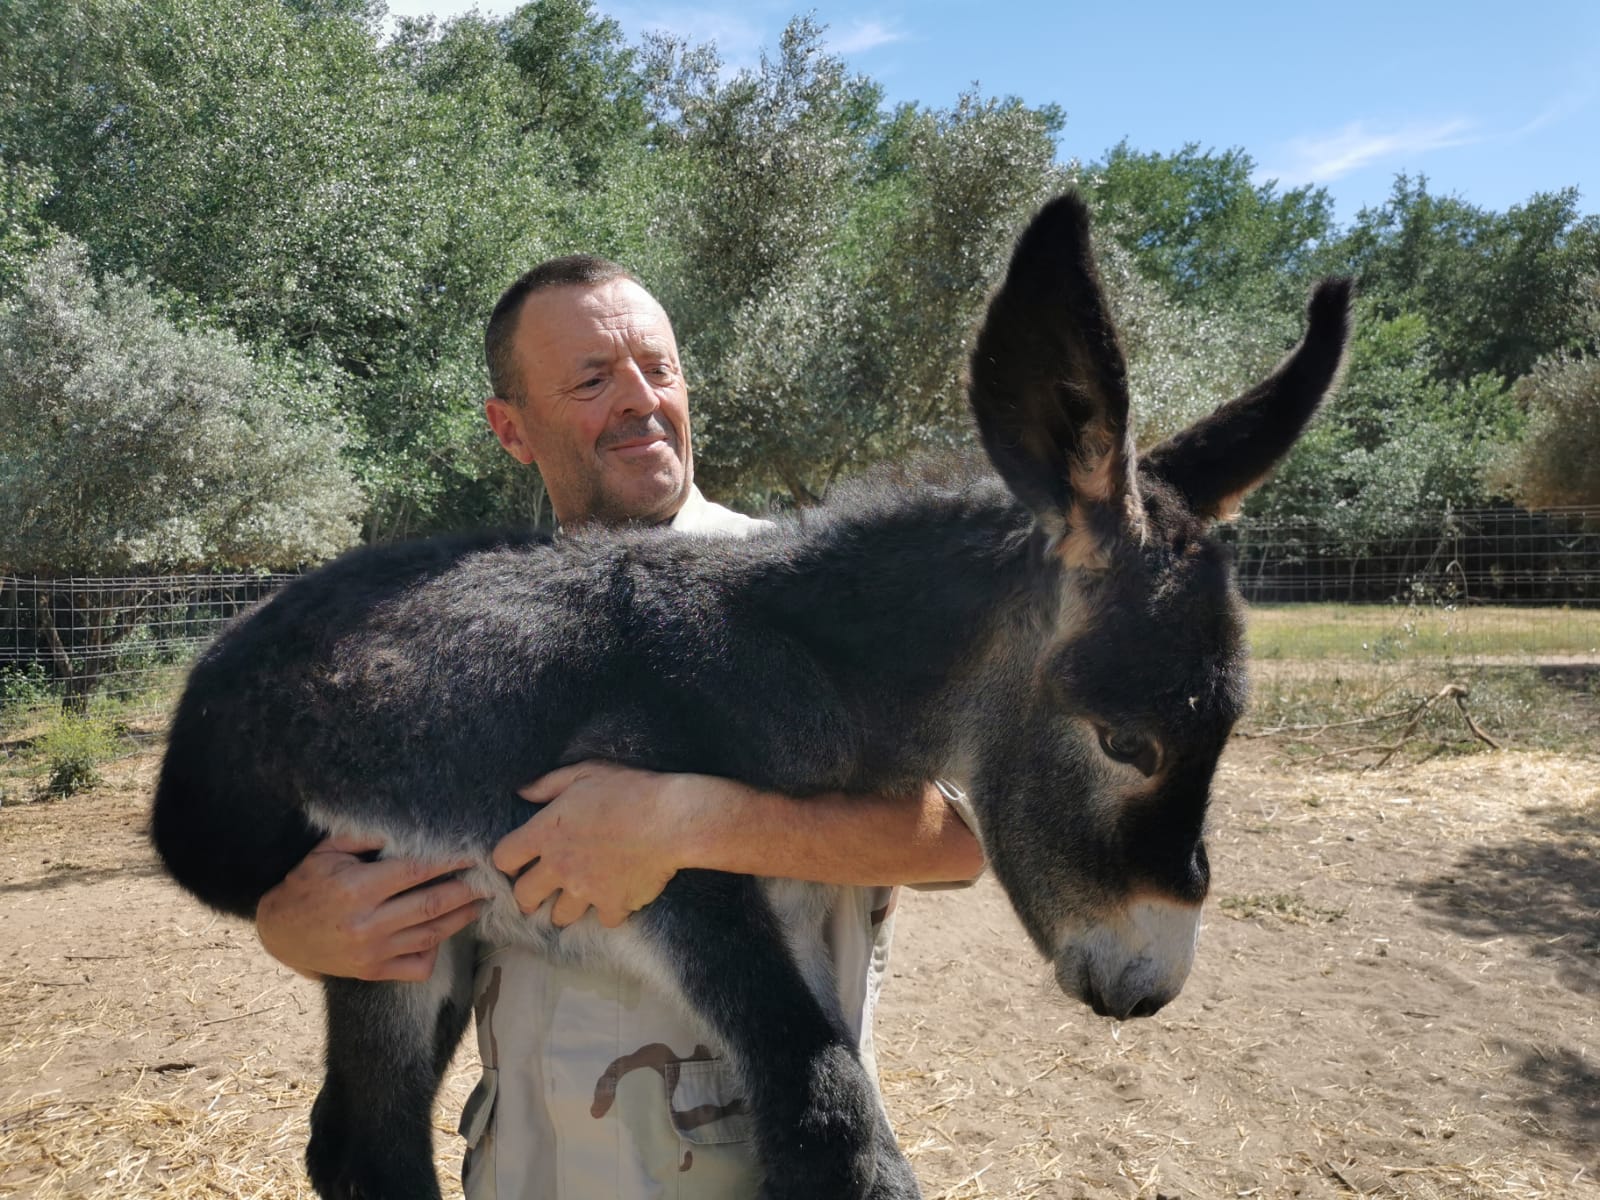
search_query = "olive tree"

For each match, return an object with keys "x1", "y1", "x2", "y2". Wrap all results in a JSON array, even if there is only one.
[
  {"x1": 0, "y1": 241, "x2": 363, "y2": 701},
  {"x1": 0, "y1": 241, "x2": 362, "y2": 573},
  {"x1": 1500, "y1": 281, "x2": 1600, "y2": 508}
]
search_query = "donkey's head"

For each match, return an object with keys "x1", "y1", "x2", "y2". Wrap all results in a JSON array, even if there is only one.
[{"x1": 967, "y1": 192, "x2": 1351, "y2": 1020}]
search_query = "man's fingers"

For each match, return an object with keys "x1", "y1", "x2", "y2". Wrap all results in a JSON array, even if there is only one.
[
  {"x1": 361, "y1": 853, "x2": 478, "y2": 901},
  {"x1": 318, "y1": 832, "x2": 389, "y2": 856},
  {"x1": 376, "y1": 948, "x2": 440, "y2": 984},
  {"x1": 511, "y1": 862, "x2": 559, "y2": 916},
  {"x1": 390, "y1": 899, "x2": 485, "y2": 957},
  {"x1": 373, "y1": 877, "x2": 483, "y2": 939},
  {"x1": 492, "y1": 815, "x2": 544, "y2": 876},
  {"x1": 550, "y1": 890, "x2": 591, "y2": 928},
  {"x1": 516, "y1": 763, "x2": 587, "y2": 805}
]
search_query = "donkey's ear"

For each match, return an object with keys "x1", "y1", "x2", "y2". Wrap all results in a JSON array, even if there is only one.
[
  {"x1": 1142, "y1": 278, "x2": 1354, "y2": 522},
  {"x1": 970, "y1": 192, "x2": 1135, "y2": 568}
]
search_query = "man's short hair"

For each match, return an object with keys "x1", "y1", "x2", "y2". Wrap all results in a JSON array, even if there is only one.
[{"x1": 484, "y1": 255, "x2": 638, "y2": 403}]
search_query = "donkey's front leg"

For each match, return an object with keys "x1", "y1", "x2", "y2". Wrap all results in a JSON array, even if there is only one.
[
  {"x1": 305, "y1": 934, "x2": 477, "y2": 1200},
  {"x1": 638, "y1": 871, "x2": 921, "y2": 1200}
]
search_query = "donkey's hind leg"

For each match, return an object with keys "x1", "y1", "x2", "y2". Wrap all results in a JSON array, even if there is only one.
[
  {"x1": 306, "y1": 933, "x2": 477, "y2": 1200},
  {"x1": 638, "y1": 871, "x2": 921, "y2": 1200}
]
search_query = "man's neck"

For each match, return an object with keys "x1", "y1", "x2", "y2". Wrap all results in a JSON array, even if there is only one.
[{"x1": 555, "y1": 486, "x2": 695, "y2": 533}]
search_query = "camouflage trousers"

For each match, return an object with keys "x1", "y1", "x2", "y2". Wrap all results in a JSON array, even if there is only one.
[{"x1": 460, "y1": 886, "x2": 896, "y2": 1200}]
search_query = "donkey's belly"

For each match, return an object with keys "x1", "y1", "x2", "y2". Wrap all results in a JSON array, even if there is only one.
[
  {"x1": 473, "y1": 873, "x2": 845, "y2": 993},
  {"x1": 306, "y1": 800, "x2": 845, "y2": 998}
]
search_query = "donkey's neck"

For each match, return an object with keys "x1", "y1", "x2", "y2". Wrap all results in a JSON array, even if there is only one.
[{"x1": 739, "y1": 468, "x2": 1054, "y2": 783}]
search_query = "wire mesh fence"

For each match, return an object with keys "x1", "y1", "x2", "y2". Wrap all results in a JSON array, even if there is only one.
[
  {"x1": 2, "y1": 506, "x2": 1598, "y2": 737},
  {"x1": 1221, "y1": 505, "x2": 1600, "y2": 667},
  {"x1": 1, "y1": 573, "x2": 298, "y2": 731}
]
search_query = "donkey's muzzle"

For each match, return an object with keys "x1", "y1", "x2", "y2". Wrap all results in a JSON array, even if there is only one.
[
  {"x1": 1060, "y1": 956, "x2": 1177, "y2": 1020},
  {"x1": 1054, "y1": 897, "x2": 1202, "y2": 1020}
]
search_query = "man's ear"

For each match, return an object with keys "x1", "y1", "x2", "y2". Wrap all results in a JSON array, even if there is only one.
[{"x1": 484, "y1": 397, "x2": 537, "y2": 465}]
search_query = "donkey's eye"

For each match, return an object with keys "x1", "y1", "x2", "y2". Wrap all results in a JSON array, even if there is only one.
[{"x1": 1096, "y1": 726, "x2": 1159, "y2": 776}]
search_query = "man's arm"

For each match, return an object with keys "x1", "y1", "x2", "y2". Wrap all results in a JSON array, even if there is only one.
[
  {"x1": 255, "y1": 766, "x2": 984, "y2": 979},
  {"x1": 492, "y1": 763, "x2": 986, "y2": 927}
]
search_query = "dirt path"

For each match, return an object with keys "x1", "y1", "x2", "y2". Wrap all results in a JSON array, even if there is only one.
[{"x1": 2, "y1": 742, "x2": 1595, "y2": 1198}]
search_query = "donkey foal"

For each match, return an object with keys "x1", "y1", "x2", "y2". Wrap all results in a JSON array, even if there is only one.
[{"x1": 152, "y1": 192, "x2": 1351, "y2": 1200}]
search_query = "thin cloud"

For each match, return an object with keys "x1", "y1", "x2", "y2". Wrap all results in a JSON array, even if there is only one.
[
  {"x1": 1508, "y1": 85, "x2": 1596, "y2": 139},
  {"x1": 1264, "y1": 118, "x2": 1479, "y2": 184},
  {"x1": 829, "y1": 19, "x2": 907, "y2": 56}
]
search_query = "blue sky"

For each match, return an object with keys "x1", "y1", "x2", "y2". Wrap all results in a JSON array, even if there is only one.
[{"x1": 386, "y1": 0, "x2": 1600, "y2": 224}]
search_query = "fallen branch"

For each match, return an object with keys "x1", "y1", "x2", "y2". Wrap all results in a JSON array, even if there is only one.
[
  {"x1": 1275, "y1": 683, "x2": 1504, "y2": 769},
  {"x1": 1453, "y1": 690, "x2": 1503, "y2": 752},
  {"x1": 1368, "y1": 684, "x2": 1464, "y2": 769},
  {"x1": 1237, "y1": 705, "x2": 1418, "y2": 739}
]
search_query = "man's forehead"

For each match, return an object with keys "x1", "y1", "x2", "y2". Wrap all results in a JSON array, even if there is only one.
[
  {"x1": 518, "y1": 280, "x2": 674, "y2": 353},
  {"x1": 509, "y1": 281, "x2": 679, "y2": 401}
]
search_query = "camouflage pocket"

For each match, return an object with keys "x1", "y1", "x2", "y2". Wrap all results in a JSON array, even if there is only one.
[{"x1": 668, "y1": 1058, "x2": 753, "y2": 1147}]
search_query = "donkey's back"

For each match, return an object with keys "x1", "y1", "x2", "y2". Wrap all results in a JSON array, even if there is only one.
[{"x1": 152, "y1": 478, "x2": 993, "y2": 923}]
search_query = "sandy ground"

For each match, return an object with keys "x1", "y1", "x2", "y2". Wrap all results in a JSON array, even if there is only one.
[{"x1": 1, "y1": 740, "x2": 1595, "y2": 1199}]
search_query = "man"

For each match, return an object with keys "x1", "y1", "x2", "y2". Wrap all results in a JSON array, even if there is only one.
[{"x1": 255, "y1": 256, "x2": 985, "y2": 1198}]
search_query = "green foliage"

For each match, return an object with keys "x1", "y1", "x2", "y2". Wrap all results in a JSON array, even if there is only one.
[
  {"x1": 0, "y1": 240, "x2": 364, "y2": 571},
  {"x1": 714, "y1": 95, "x2": 1063, "y2": 502},
  {"x1": 1081, "y1": 142, "x2": 1338, "y2": 312},
  {"x1": 1, "y1": 0, "x2": 1594, "y2": 538},
  {"x1": 1337, "y1": 176, "x2": 1600, "y2": 384},
  {"x1": 1073, "y1": 152, "x2": 1597, "y2": 525},
  {"x1": 498, "y1": 0, "x2": 647, "y2": 177},
  {"x1": 653, "y1": 18, "x2": 879, "y2": 333},
  {"x1": 34, "y1": 712, "x2": 119, "y2": 797},
  {"x1": 0, "y1": 159, "x2": 58, "y2": 295},
  {"x1": 1095, "y1": 233, "x2": 1287, "y2": 445},
  {"x1": 847, "y1": 92, "x2": 1064, "y2": 442},
  {"x1": 652, "y1": 20, "x2": 1065, "y2": 505},
  {"x1": 1, "y1": 662, "x2": 55, "y2": 725},
  {"x1": 1248, "y1": 301, "x2": 1522, "y2": 536},
  {"x1": 1501, "y1": 335, "x2": 1600, "y2": 508},
  {"x1": 1, "y1": 0, "x2": 582, "y2": 537}
]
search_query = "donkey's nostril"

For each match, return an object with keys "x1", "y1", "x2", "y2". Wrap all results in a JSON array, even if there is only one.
[
  {"x1": 1128, "y1": 994, "x2": 1166, "y2": 1018},
  {"x1": 1189, "y1": 843, "x2": 1211, "y2": 893}
]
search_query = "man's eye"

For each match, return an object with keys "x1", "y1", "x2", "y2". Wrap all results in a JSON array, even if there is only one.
[{"x1": 1096, "y1": 726, "x2": 1159, "y2": 776}]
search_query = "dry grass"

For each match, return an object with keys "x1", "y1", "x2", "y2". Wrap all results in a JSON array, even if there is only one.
[
  {"x1": 1245, "y1": 660, "x2": 1600, "y2": 764},
  {"x1": 3, "y1": 739, "x2": 1595, "y2": 1200},
  {"x1": 0, "y1": 1062, "x2": 482, "y2": 1200}
]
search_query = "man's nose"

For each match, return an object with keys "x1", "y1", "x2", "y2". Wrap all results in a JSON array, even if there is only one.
[{"x1": 611, "y1": 363, "x2": 660, "y2": 415}]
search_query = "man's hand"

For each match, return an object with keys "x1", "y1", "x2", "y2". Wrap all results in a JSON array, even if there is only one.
[
  {"x1": 256, "y1": 835, "x2": 485, "y2": 983},
  {"x1": 492, "y1": 762, "x2": 686, "y2": 929},
  {"x1": 490, "y1": 762, "x2": 984, "y2": 929}
]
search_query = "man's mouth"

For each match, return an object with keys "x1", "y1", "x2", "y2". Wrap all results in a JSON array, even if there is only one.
[
  {"x1": 606, "y1": 434, "x2": 671, "y2": 459},
  {"x1": 601, "y1": 426, "x2": 674, "y2": 459}
]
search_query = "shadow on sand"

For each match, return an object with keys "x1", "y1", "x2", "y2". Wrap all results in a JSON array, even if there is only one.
[{"x1": 1415, "y1": 800, "x2": 1600, "y2": 1161}]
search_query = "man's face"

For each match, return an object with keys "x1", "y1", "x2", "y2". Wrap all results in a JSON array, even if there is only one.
[{"x1": 486, "y1": 279, "x2": 693, "y2": 527}]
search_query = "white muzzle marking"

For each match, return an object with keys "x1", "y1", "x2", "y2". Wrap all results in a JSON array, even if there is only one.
[{"x1": 1054, "y1": 896, "x2": 1202, "y2": 1019}]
